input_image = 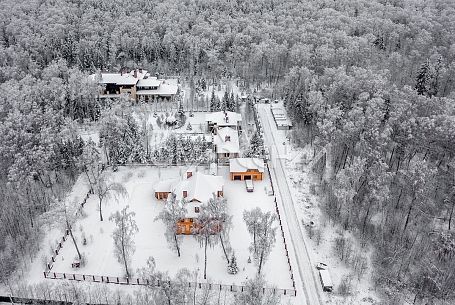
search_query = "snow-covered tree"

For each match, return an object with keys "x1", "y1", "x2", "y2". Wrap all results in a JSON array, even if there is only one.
[
  {"x1": 244, "y1": 131, "x2": 264, "y2": 158},
  {"x1": 194, "y1": 196, "x2": 228, "y2": 279},
  {"x1": 93, "y1": 174, "x2": 128, "y2": 221},
  {"x1": 243, "y1": 208, "x2": 263, "y2": 254},
  {"x1": 76, "y1": 139, "x2": 102, "y2": 193},
  {"x1": 110, "y1": 206, "x2": 138, "y2": 278},
  {"x1": 227, "y1": 252, "x2": 239, "y2": 274},
  {"x1": 234, "y1": 274, "x2": 280, "y2": 305},
  {"x1": 204, "y1": 195, "x2": 232, "y2": 263},
  {"x1": 244, "y1": 209, "x2": 277, "y2": 274},
  {"x1": 154, "y1": 193, "x2": 186, "y2": 257}
]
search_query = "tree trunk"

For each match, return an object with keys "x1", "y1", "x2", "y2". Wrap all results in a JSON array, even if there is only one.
[
  {"x1": 403, "y1": 197, "x2": 415, "y2": 235},
  {"x1": 99, "y1": 198, "x2": 103, "y2": 221},
  {"x1": 69, "y1": 227, "x2": 82, "y2": 260},
  {"x1": 258, "y1": 251, "x2": 264, "y2": 275},
  {"x1": 204, "y1": 236, "x2": 208, "y2": 279},
  {"x1": 449, "y1": 199, "x2": 455, "y2": 231},
  {"x1": 219, "y1": 235, "x2": 229, "y2": 263},
  {"x1": 174, "y1": 234, "x2": 181, "y2": 257},
  {"x1": 123, "y1": 245, "x2": 130, "y2": 278}
]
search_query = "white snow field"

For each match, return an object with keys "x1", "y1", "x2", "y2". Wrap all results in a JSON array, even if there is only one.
[{"x1": 44, "y1": 165, "x2": 293, "y2": 290}]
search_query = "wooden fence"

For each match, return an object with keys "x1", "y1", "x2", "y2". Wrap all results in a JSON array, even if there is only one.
[
  {"x1": 46, "y1": 189, "x2": 92, "y2": 271},
  {"x1": 43, "y1": 272, "x2": 297, "y2": 297}
]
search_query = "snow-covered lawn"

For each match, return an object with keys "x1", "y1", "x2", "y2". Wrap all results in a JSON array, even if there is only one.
[{"x1": 48, "y1": 165, "x2": 293, "y2": 289}]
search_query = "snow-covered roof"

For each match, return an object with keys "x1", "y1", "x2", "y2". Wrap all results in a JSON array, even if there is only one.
[
  {"x1": 128, "y1": 69, "x2": 149, "y2": 79},
  {"x1": 137, "y1": 77, "x2": 161, "y2": 88},
  {"x1": 173, "y1": 172, "x2": 224, "y2": 203},
  {"x1": 319, "y1": 269, "x2": 333, "y2": 287},
  {"x1": 154, "y1": 178, "x2": 178, "y2": 193},
  {"x1": 185, "y1": 201, "x2": 202, "y2": 218},
  {"x1": 97, "y1": 73, "x2": 139, "y2": 85},
  {"x1": 154, "y1": 170, "x2": 224, "y2": 204},
  {"x1": 205, "y1": 111, "x2": 242, "y2": 126},
  {"x1": 229, "y1": 158, "x2": 265, "y2": 173},
  {"x1": 136, "y1": 82, "x2": 179, "y2": 96},
  {"x1": 213, "y1": 127, "x2": 239, "y2": 154}
]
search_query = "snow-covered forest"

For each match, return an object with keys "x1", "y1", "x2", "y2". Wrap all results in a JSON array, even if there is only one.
[{"x1": 0, "y1": 0, "x2": 454, "y2": 304}]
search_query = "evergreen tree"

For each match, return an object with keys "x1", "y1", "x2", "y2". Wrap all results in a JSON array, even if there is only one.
[
  {"x1": 209, "y1": 90, "x2": 219, "y2": 112},
  {"x1": 415, "y1": 60, "x2": 430, "y2": 95},
  {"x1": 244, "y1": 131, "x2": 264, "y2": 158},
  {"x1": 227, "y1": 252, "x2": 239, "y2": 274}
]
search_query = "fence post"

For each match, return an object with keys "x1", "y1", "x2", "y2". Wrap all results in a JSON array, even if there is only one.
[
  {"x1": 73, "y1": 274, "x2": 76, "y2": 280},
  {"x1": 83, "y1": 275, "x2": 85, "y2": 281},
  {"x1": 63, "y1": 273, "x2": 66, "y2": 279},
  {"x1": 137, "y1": 278, "x2": 139, "y2": 285}
]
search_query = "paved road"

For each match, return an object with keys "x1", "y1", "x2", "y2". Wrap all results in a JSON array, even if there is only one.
[{"x1": 258, "y1": 105, "x2": 323, "y2": 305}]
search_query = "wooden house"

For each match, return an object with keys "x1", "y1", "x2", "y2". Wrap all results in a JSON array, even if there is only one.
[
  {"x1": 154, "y1": 168, "x2": 224, "y2": 235},
  {"x1": 229, "y1": 158, "x2": 265, "y2": 181}
]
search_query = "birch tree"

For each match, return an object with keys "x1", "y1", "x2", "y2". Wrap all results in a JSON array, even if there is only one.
[
  {"x1": 110, "y1": 206, "x2": 138, "y2": 278},
  {"x1": 93, "y1": 174, "x2": 128, "y2": 221},
  {"x1": 154, "y1": 193, "x2": 186, "y2": 257},
  {"x1": 194, "y1": 200, "x2": 221, "y2": 280},
  {"x1": 253, "y1": 211, "x2": 277, "y2": 275},
  {"x1": 243, "y1": 208, "x2": 263, "y2": 254}
]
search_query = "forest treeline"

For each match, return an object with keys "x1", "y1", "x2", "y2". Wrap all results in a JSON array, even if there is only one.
[{"x1": 0, "y1": 0, "x2": 454, "y2": 304}]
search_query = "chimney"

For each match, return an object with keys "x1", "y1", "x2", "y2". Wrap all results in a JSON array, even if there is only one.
[
  {"x1": 225, "y1": 136, "x2": 230, "y2": 142},
  {"x1": 139, "y1": 68, "x2": 143, "y2": 73},
  {"x1": 187, "y1": 171, "x2": 192, "y2": 179},
  {"x1": 133, "y1": 69, "x2": 138, "y2": 78}
]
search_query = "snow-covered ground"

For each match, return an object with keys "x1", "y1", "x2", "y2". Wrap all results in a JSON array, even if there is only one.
[
  {"x1": 26, "y1": 165, "x2": 293, "y2": 291},
  {"x1": 257, "y1": 103, "x2": 379, "y2": 305}
]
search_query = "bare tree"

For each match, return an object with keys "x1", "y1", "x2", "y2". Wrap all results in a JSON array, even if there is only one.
[
  {"x1": 110, "y1": 206, "x2": 138, "y2": 278},
  {"x1": 243, "y1": 208, "x2": 263, "y2": 255},
  {"x1": 194, "y1": 198, "x2": 223, "y2": 280},
  {"x1": 234, "y1": 274, "x2": 280, "y2": 305},
  {"x1": 204, "y1": 195, "x2": 232, "y2": 263},
  {"x1": 244, "y1": 209, "x2": 277, "y2": 274},
  {"x1": 76, "y1": 139, "x2": 103, "y2": 194},
  {"x1": 154, "y1": 193, "x2": 186, "y2": 257},
  {"x1": 94, "y1": 174, "x2": 127, "y2": 221}
]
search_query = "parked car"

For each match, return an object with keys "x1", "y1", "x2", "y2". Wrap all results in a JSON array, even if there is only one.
[
  {"x1": 316, "y1": 262, "x2": 328, "y2": 270},
  {"x1": 245, "y1": 179, "x2": 254, "y2": 192}
]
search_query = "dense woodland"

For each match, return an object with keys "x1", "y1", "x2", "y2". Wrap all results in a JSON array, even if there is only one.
[{"x1": 0, "y1": 0, "x2": 454, "y2": 304}]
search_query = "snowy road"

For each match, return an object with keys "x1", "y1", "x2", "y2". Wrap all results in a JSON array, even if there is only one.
[{"x1": 258, "y1": 105, "x2": 324, "y2": 305}]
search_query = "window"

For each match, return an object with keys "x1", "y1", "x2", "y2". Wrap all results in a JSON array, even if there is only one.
[{"x1": 195, "y1": 207, "x2": 200, "y2": 213}]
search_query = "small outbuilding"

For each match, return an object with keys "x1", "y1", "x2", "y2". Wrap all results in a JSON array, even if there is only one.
[{"x1": 229, "y1": 158, "x2": 265, "y2": 181}]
